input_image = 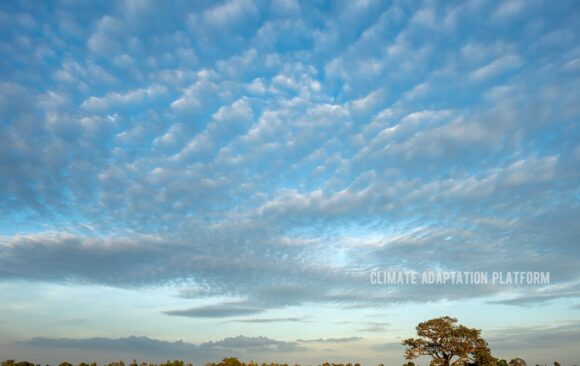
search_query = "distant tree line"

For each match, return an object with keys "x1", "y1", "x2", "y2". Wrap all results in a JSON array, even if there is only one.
[
  {"x1": 2, "y1": 359, "x2": 365, "y2": 366},
  {"x1": 2, "y1": 358, "x2": 573, "y2": 366}
]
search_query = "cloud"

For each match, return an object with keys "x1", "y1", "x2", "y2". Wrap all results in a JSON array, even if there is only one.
[
  {"x1": 21, "y1": 335, "x2": 307, "y2": 359},
  {"x1": 488, "y1": 281, "x2": 580, "y2": 306},
  {"x1": 487, "y1": 321, "x2": 580, "y2": 350},
  {"x1": 204, "y1": 335, "x2": 306, "y2": 352},
  {"x1": 1, "y1": 4, "x2": 580, "y2": 363},
  {"x1": 470, "y1": 54, "x2": 523, "y2": 81},
  {"x1": 153, "y1": 123, "x2": 186, "y2": 149},
  {"x1": 87, "y1": 32, "x2": 121, "y2": 56},
  {"x1": 164, "y1": 303, "x2": 264, "y2": 318},
  {"x1": 230, "y1": 317, "x2": 309, "y2": 323},
  {"x1": 357, "y1": 322, "x2": 391, "y2": 333},
  {"x1": 81, "y1": 84, "x2": 167, "y2": 112},
  {"x1": 202, "y1": 0, "x2": 259, "y2": 30},
  {"x1": 492, "y1": 0, "x2": 526, "y2": 20},
  {"x1": 297, "y1": 337, "x2": 363, "y2": 343},
  {"x1": 24, "y1": 336, "x2": 199, "y2": 356},
  {"x1": 368, "y1": 342, "x2": 401, "y2": 352}
]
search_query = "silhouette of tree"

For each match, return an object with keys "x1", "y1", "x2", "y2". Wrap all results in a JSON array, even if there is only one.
[{"x1": 402, "y1": 316, "x2": 495, "y2": 366}]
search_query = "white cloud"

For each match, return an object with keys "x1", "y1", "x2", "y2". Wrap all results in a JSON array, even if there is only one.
[
  {"x1": 87, "y1": 32, "x2": 121, "y2": 56},
  {"x1": 153, "y1": 123, "x2": 186, "y2": 148},
  {"x1": 175, "y1": 99, "x2": 254, "y2": 161},
  {"x1": 246, "y1": 77, "x2": 268, "y2": 94},
  {"x1": 170, "y1": 74, "x2": 221, "y2": 111},
  {"x1": 410, "y1": 7, "x2": 436, "y2": 28},
  {"x1": 470, "y1": 54, "x2": 523, "y2": 81},
  {"x1": 350, "y1": 88, "x2": 386, "y2": 115},
  {"x1": 270, "y1": 0, "x2": 300, "y2": 17},
  {"x1": 197, "y1": 0, "x2": 259, "y2": 30},
  {"x1": 562, "y1": 57, "x2": 580, "y2": 72},
  {"x1": 492, "y1": 0, "x2": 526, "y2": 20},
  {"x1": 81, "y1": 84, "x2": 167, "y2": 112}
]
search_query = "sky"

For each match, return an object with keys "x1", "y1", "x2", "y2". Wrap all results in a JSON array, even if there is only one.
[{"x1": 1, "y1": 0, "x2": 580, "y2": 364}]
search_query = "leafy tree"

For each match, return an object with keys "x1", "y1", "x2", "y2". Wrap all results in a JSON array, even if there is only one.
[
  {"x1": 554, "y1": 363, "x2": 560, "y2": 366},
  {"x1": 508, "y1": 359, "x2": 527, "y2": 366},
  {"x1": 468, "y1": 339, "x2": 495, "y2": 366},
  {"x1": 402, "y1": 316, "x2": 495, "y2": 366},
  {"x1": 59, "y1": 363, "x2": 73, "y2": 366},
  {"x1": 218, "y1": 359, "x2": 241, "y2": 366},
  {"x1": 497, "y1": 360, "x2": 508, "y2": 366}
]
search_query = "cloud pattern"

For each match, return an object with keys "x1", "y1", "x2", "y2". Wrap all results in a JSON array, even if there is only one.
[{"x1": 1, "y1": 0, "x2": 580, "y2": 362}]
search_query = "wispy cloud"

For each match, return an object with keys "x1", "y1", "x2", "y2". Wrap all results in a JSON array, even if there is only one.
[
  {"x1": 297, "y1": 337, "x2": 363, "y2": 343},
  {"x1": 164, "y1": 303, "x2": 264, "y2": 318},
  {"x1": 487, "y1": 321, "x2": 580, "y2": 350},
  {"x1": 229, "y1": 317, "x2": 309, "y2": 323}
]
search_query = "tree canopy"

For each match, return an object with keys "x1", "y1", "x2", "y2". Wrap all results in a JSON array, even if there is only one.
[{"x1": 402, "y1": 316, "x2": 495, "y2": 366}]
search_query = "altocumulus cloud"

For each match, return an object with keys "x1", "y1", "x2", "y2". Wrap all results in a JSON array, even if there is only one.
[{"x1": 0, "y1": 2, "x2": 580, "y2": 359}]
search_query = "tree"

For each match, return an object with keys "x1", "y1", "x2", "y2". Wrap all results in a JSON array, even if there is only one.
[
  {"x1": 220, "y1": 359, "x2": 241, "y2": 366},
  {"x1": 402, "y1": 316, "x2": 495, "y2": 366},
  {"x1": 508, "y1": 359, "x2": 526, "y2": 366}
]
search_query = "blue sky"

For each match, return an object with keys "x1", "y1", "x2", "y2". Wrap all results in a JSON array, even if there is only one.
[{"x1": 1, "y1": 0, "x2": 580, "y2": 364}]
